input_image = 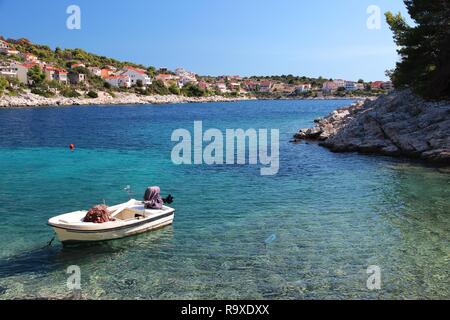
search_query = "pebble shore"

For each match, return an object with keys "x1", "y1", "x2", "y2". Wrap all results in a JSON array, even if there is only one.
[{"x1": 0, "y1": 91, "x2": 255, "y2": 108}]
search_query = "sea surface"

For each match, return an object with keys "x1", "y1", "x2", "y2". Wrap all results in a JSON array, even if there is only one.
[{"x1": 0, "y1": 100, "x2": 448, "y2": 299}]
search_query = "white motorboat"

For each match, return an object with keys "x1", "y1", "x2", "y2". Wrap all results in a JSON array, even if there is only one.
[{"x1": 48, "y1": 199, "x2": 175, "y2": 244}]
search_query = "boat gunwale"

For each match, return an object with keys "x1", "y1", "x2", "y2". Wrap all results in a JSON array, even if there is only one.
[{"x1": 48, "y1": 209, "x2": 175, "y2": 233}]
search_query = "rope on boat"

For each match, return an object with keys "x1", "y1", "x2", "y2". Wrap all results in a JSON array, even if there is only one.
[{"x1": 47, "y1": 235, "x2": 56, "y2": 247}]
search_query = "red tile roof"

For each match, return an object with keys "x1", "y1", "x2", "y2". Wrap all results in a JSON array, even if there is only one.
[
  {"x1": 20, "y1": 63, "x2": 38, "y2": 69},
  {"x1": 44, "y1": 66, "x2": 67, "y2": 73},
  {"x1": 123, "y1": 66, "x2": 147, "y2": 75},
  {"x1": 105, "y1": 75, "x2": 129, "y2": 79}
]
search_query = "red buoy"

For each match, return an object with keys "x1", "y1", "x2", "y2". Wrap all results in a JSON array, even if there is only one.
[{"x1": 69, "y1": 144, "x2": 75, "y2": 150}]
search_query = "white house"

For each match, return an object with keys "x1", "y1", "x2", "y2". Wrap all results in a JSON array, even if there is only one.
[
  {"x1": 120, "y1": 66, "x2": 151, "y2": 86},
  {"x1": 175, "y1": 68, "x2": 197, "y2": 87},
  {"x1": 382, "y1": 81, "x2": 393, "y2": 91},
  {"x1": 355, "y1": 83, "x2": 365, "y2": 90},
  {"x1": 105, "y1": 75, "x2": 131, "y2": 88},
  {"x1": 333, "y1": 79, "x2": 345, "y2": 89},
  {"x1": 0, "y1": 63, "x2": 18, "y2": 79},
  {"x1": 0, "y1": 40, "x2": 9, "y2": 52},
  {"x1": 344, "y1": 81, "x2": 357, "y2": 91},
  {"x1": 68, "y1": 72, "x2": 86, "y2": 84},
  {"x1": 3, "y1": 49, "x2": 20, "y2": 56},
  {"x1": 214, "y1": 82, "x2": 228, "y2": 93},
  {"x1": 88, "y1": 67, "x2": 102, "y2": 77},
  {"x1": 71, "y1": 63, "x2": 86, "y2": 69},
  {"x1": 296, "y1": 83, "x2": 312, "y2": 93}
]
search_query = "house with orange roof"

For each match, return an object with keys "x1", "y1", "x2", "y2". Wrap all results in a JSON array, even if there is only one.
[
  {"x1": 44, "y1": 66, "x2": 68, "y2": 84},
  {"x1": 0, "y1": 39, "x2": 9, "y2": 52},
  {"x1": 243, "y1": 80, "x2": 258, "y2": 92},
  {"x1": 3, "y1": 48, "x2": 20, "y2": 56},
  {"x1": 88, "y1": 67, "x2": 101, "y2": 77},
  {"x1": 371, "y1": 81, "x2": 384, "y2": 90},
  {"x1": 71, "y1": 63, "x2": 86, "y2": 69},
  {"x1": 155, "y1": 74, "x2": 180, "y2": 87},
  {"x1": 228, "y1": 81, "x2": 241, "y2": 91},
  {"x1": 259, "y1": 81, "x2": 272, "y2": 93},
  {"x1": 120, "y1": 66, "x2": 151, "y2": 86},
  {"x1": 101, "y1": 68, "x2": 115, "y2": 79}
]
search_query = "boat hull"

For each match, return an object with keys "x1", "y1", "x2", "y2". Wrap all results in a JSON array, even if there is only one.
[{"x1": 50, "y1": 210, "x2": 175, "y2": 244}]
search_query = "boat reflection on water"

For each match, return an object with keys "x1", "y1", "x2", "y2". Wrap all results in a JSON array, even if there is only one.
[{"x1": 0, "y1": 226, "x2": 174, "y2": 279}]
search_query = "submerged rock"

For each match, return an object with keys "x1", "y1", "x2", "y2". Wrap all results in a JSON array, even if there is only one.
[{"x1": 293, "y1": 90, "x2": 450, "y2": 165}]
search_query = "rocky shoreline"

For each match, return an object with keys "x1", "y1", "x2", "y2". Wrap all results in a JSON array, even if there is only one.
[
  {"x1": 0, "y1": 90, "x2": 376, "y2": 108},
  {"x1": 0, "y1": 91, "x2": 256, "y2": 108},
  {"x1": 293, "y1": 90, "x2": 450, "y2": 164}
]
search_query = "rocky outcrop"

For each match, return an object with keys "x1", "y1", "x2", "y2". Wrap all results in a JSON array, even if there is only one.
[
  {"x1": 0, "y1": 91, "x2": 254, "y2": 108},
  {"x1": 293, "y1": 90, "x2": 450, "y2": 164}
]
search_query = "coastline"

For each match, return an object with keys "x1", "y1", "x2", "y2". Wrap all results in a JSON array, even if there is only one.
[
  {"x1": 0, "y1": 90, "x2": 372, "y2": 108},
  {"x1": 293, "y1": 90, "x2": 450, "y2": 165},
  {"x1": 0, "y1": 91, "x2": 255, "y2": 108}
]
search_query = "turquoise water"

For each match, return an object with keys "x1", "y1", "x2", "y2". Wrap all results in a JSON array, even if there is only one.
[{"x1": 0, "y1": 100, "x2": 448, "y2": 299}]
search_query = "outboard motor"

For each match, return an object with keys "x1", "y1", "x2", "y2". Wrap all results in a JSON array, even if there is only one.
[{"x1": 143, "y1": 186, "x2": 174, "y2": 209}]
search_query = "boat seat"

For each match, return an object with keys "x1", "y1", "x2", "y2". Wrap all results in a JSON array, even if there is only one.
[{"x1": 114, "y1": 208, "x2": 144, "y2": 221}]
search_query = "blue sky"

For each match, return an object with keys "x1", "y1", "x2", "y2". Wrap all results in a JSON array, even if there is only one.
[{"x1": 0, "y1": 0, "x2": 410, "y2": 80}]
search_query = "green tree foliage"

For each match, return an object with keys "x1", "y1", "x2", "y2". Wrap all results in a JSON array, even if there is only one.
[
  {"x1": 60, "y1": 87, "x2": 81, "y2": 98},
  {"x1": 385, "y1": 0, "x2": 450, "y2": 99},
  {"x1": 147, "y1": 80, "x2": 170, "y2": 95},
  {"x1": 181, "y1": 83, "x2": 205, "y2": 97},
  {"x1": 0, "y1": 76, "x2": 8, "y2": 96},
  {"x1": 27, "y1": 65, "x2": 46, "y2": 86},
  {"x1": 147, "y1": 66, "x2": 156, "y2": 78},
  {"x1": 87, "y1": 90, "x2": 98, "y2": 98},
  {"x1": 168, "y1": 84, "x2": 180, "y2": 95}
]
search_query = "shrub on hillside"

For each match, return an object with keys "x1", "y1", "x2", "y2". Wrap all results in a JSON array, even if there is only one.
[
  {"x1": 86, "y1": 90, "x2": 98, "y2": 98},
  {"x1": 168, "y1": 84, "x2": 180, "y2": 95},
  {"x1": 31, "y1": 86, "x2": 54, "y2": 97},
  {"x1": 147, "y1": 80, "x2": 170, "y2": 95},
  {"x1": 60, "y1": 87, "x2": 81, "y2": 98},
  {"x1": 181, "y1": 83, "x2": 205, "y2": 97}
]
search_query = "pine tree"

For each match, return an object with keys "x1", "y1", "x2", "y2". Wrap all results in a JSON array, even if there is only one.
[{"x1": 385, "y1": 0, "x2": 450, "y2": 99}]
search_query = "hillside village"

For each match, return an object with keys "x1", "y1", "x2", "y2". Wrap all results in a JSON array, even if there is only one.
[{"x1": 0, "y1": 37, "x2": 393, "y2": 100}]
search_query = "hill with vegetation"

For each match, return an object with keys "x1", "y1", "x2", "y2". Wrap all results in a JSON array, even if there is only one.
[{"x1": 1, "y1": 36, "x2": 153, "y2": 75}]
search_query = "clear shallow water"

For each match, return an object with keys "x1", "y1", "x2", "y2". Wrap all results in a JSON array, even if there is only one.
[{"x1": 0, "y1": 100, "x2": 448, "y2": 300}]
